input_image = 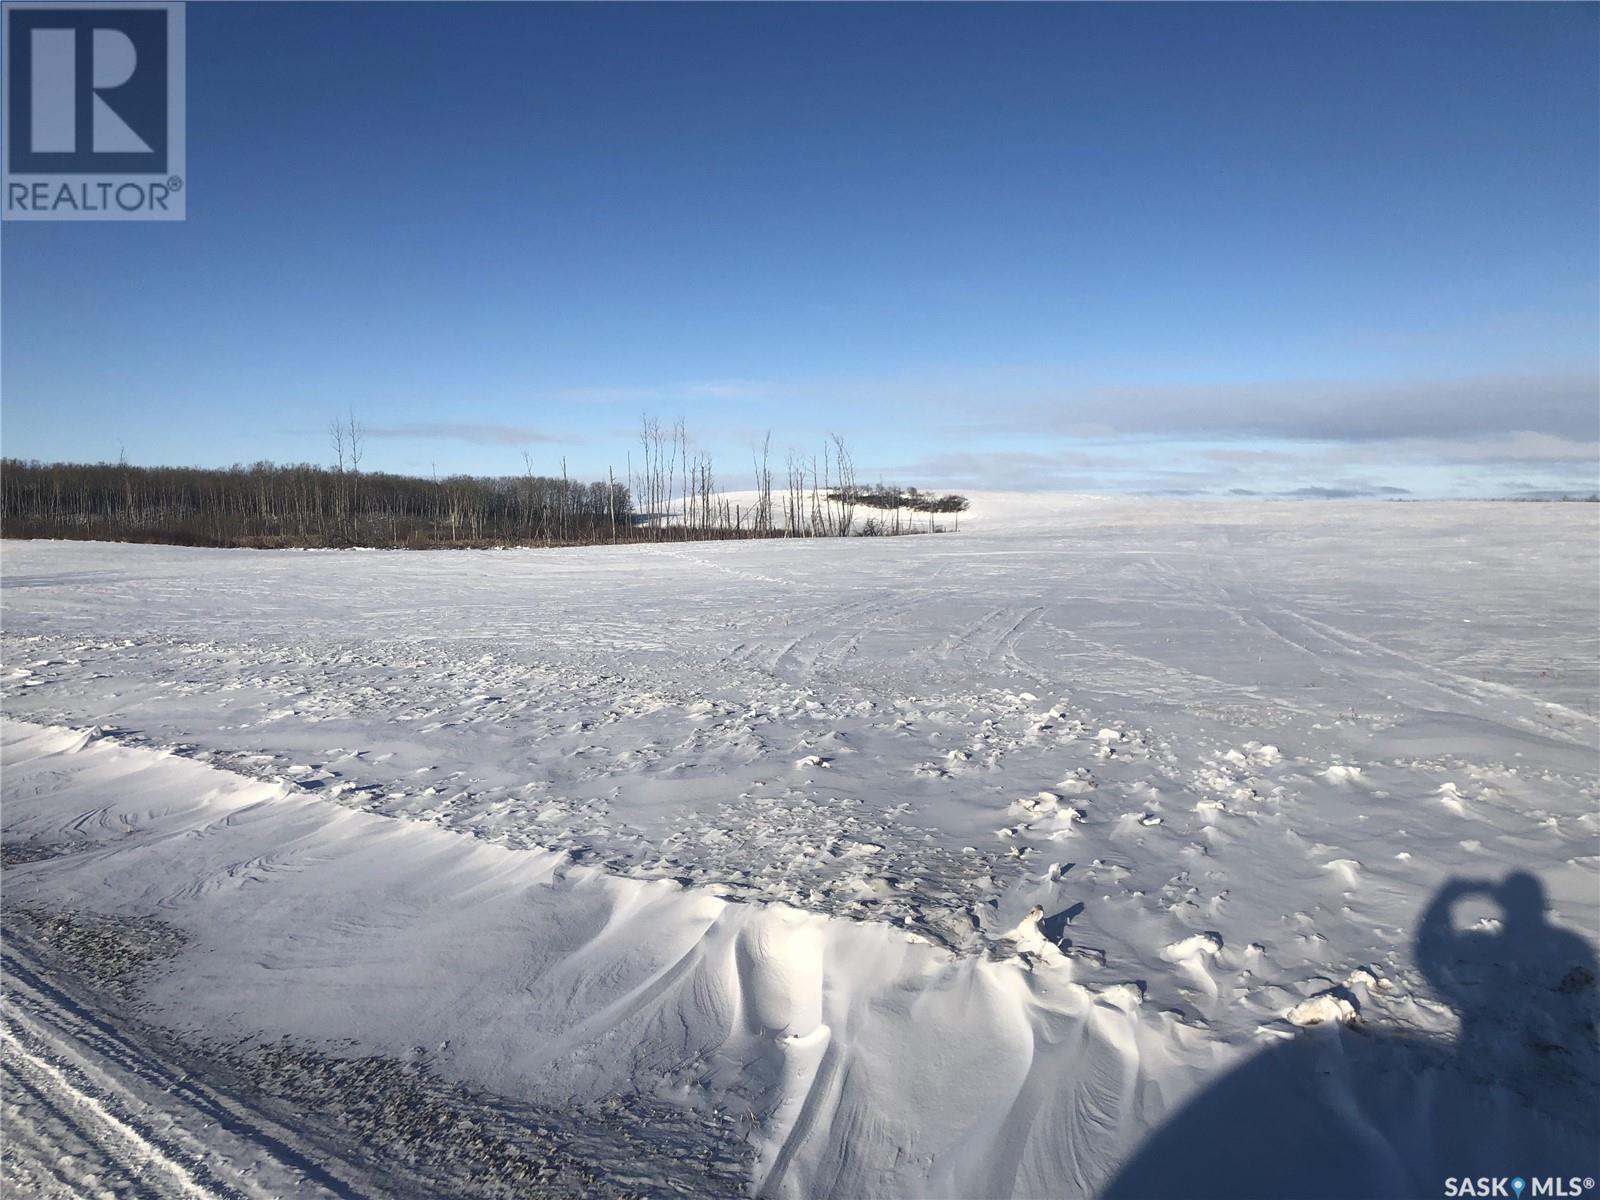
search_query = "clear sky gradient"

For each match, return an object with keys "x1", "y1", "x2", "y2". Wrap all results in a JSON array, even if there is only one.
[{"x1": 4, "y1": 2, "x2": 1597, "y2": 497}]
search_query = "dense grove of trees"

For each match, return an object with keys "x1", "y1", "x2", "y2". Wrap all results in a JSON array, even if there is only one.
[
  {"x1": 0, "y1": 458, "x2": 632, "y2": 548},
  {"x1": 1, "y1": 419, "x2": 969, "y2": 549},
  {"x1": 831, "y1": 485, "x2": 972, "y2": 533}
]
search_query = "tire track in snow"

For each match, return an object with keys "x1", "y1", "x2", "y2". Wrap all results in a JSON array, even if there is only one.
[
  {"x1": 2, "y1": 944, "x2": 351, "y2": 1199},
  {"x1": 1, "y1": 1020, "x2": 219, "y2": 1200}
]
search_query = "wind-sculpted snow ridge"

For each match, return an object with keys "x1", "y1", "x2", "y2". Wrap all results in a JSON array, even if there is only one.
[
  {"x1": 0, "y1": 721, "x2": 1213, "y2": 1198},
  {"x1": 2, "y1": 496, "x2": 1598, "y2": 1195}
]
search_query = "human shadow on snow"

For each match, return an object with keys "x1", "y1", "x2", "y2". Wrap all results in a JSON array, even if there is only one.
[{"x1": 1102, "y1": 872, "x2": 1599, "y2": 1200}]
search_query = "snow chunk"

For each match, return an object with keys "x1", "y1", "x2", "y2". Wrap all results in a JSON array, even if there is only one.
[
  {"x1": 1013, "y1": 791, "x2": 1059, "y2": 816},
  {"x1": 1287, "y1": 992, "x2": 1358, "y2": 1027},
  {"x1": 1161, "y1": 931, "x2": 1223, "y2": 961},
  {"x1": 1056, "y1": 768, "x2": 1097, "y2": 796},
  {"x1": 1246, "y1": 742, "x2": 1281, "y2": 765},
  {"x1": 1097, "y1": 982, "x2": 1144, "y2": 1009},
  {"x1": 834, "y1": 840, "x2": 884, "y2": 859},
  {"x1": 1323, "y1": 858, "x2": 1362, "y2": 887},
  {"x1": 1004, "y1": 904, "x2": 1063, "y2": 960},
  {"x1": 1045, "y1": 807, "x2": 1088, "y2": 839}
]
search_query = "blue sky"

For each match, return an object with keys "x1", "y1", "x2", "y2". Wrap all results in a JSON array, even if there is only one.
[{"x1": 4, "y1": 2, "x2": 1597, "y2": 497}]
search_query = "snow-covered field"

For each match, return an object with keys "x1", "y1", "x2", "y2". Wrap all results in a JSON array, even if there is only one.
[{"x1": 3, "y1": 495, "x2": 1597, "y2": 1198}]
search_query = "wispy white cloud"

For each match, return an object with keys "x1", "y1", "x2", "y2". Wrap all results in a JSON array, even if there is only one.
[
  {"x1": 362, "y1": 422, "x2": 561, "y2": 447},
  {"x1": 944, "y1": 373, "x2": 1600, "y2": 443},
  {"x1": 554, "y1": 379, "x2": 778, "y2": 406},
  {"x1": 548, "y1": 366, "x2": 1599, "y2": 446},
  {"x1": 1371, "y1": 431, "x2": 1599, "y2": 465}
]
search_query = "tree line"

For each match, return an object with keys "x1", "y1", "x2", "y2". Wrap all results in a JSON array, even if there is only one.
[
  {"x1": 1, "y1": 419, "x2": 968, "y2": 549},
  {"x1": 0, "y1": 457, "x2": 632, "y2": 548}
]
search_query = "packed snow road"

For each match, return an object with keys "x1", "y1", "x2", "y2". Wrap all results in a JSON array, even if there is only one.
[{"x1": 3, "y1": 496, "x2": 1597, "y2": 1197}]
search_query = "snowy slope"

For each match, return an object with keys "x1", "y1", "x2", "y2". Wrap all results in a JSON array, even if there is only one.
[{"x1": 3, "y1": 496, "x2": 1597, "y2": 1197}]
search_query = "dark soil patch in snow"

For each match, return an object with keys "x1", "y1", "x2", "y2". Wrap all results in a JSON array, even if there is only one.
[
  {"x1": 1, "y1": 839, "x2": 87, "y2": 866},
  {"x1": 198, "y1": 1041, "x2": 751, "y2": 1199},
  {"x1": 3, "y1": 906, "x2": 188, "y2": 1000}
]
